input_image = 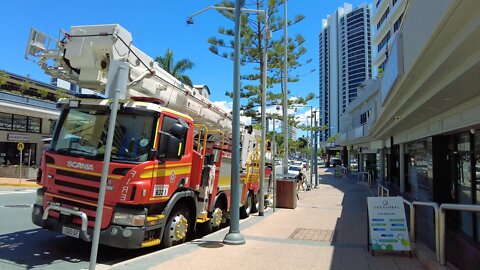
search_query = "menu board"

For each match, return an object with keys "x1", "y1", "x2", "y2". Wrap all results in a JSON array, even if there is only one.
[{"x1": 367, "y1": 196, "x2": 410, "y2": 251}]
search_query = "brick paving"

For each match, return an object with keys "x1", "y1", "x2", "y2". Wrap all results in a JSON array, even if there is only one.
[{"x1": 110, "y1": 168, "x2": 453, "y2": 270}]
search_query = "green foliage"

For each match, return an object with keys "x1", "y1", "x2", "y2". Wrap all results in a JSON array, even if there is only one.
[
  {"x1": 19, "y1": 79, "x2": 32, "y2": 95},
  {"x1": 38, "y1": 88, "x2": 49, "y2": 99},
  {"x1": 55, "y1": 88, "x2": 67, "y2": 100},
  {"x1": 210, "y1": 0, "x2": 314, "y2": 124},
  {"x1": 377, "y1": 67, "x2": 384, "y2": 78},
  {"x1": 155, "y1": 49, "x2": 195, "y2": 87},
  {"x1": 326, "y1": 134, "x2": 338, "y2": 143},
  {"x1": 0, "y1": 70, "x2": 8, "y2": 87}
]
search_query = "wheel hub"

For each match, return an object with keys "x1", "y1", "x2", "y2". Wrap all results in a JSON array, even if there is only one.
[
  {"x1": 168, "y1": 214, "x2": 188, "y2": 242},
  {"x1": 211, "y1": 208, "x2": 223, "y2": 227}
]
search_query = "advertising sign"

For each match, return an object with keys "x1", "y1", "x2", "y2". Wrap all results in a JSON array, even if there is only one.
[
  {"x1": 8, "y1": 133, "x2": 30, "y2": 142},
  {"x1": 367, "y1": 196, "x2": 410, "y2": 252}
]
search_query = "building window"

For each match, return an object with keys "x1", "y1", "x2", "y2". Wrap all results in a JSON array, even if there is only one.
[
  {"x1": 377, "y1": 31, "x2": 391, "y2": 52},
  {"x1": 0, "y1": 113, "x2": 13, "y2": 130},
  {"x1": 394, "y1": 14, "x2": 403, "y2": 32},
  {"x1": 28, "y1": 117, "x2": 41, "y2": 133},
  {"x1": 13, "y1": 115, "x2": 27, "y2": 132},
  {"x1": 0, "y1": 113, "x2": 41, "y2": 133},
  {"x1": 360, "y1": 110, "x2": 370, "y2": 125},
  {"x1": 377, "y1": 7, "x2": 390, "y2": 30}
]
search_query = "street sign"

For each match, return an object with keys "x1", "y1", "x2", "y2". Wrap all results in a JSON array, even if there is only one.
[
  {"x1": 367, "y1": 196, "x2": 411, "y2": 254},
  {"x1": 17, "y1": 142, "x2": 25, "y2": 151}
]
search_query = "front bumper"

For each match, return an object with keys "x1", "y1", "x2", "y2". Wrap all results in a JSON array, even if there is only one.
[{"x1": 32, "y1": 204, "x2": 145, "y2": 249}]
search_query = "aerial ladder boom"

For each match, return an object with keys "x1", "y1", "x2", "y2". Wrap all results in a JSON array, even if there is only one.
[{"x1": 26, "y1": 24, "x2": 232, "y2": 133}]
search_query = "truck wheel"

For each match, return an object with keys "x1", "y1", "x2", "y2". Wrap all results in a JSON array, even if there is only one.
[
  {"x1": 251, "y1": 194, "x2": 259, "y2": 213},
  {"x1": 197, "y1": 206, "x2": 222, "y2": 236},
  {"x1": 240, "y1": 193, "x2": 253, "y2": 219},
  {"x1": 162, "y1": 204, "x2": 190, "y2": 248}
]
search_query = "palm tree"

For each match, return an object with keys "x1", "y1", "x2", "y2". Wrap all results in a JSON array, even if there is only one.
[{"x1": 155, "y1": 49, "x2": 195, "y2": 87}]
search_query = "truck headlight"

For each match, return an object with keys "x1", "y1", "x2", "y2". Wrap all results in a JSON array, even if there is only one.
[{"x1": 112, "y1": 212, "x2": 145, "y2": 226}]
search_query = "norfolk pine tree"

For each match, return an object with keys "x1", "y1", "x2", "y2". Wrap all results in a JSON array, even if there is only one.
[{"x1": 208, "y1": 0, "x2": 315, "y2": 124}]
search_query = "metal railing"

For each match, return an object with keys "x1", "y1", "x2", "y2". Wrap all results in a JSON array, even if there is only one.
[
  {"x1": 402, "y1": 199, "x2": 414, "y2": 242},
  {"x1": 439, "y1": 204, "x2": 480, "y2": 265},
  {"x1": 412, "y1": 201, "x2": 440, "y2": 262},
  {"x1": 338, "y1": 166, "x2": 348, "y2": 176},
  {"x1": 358, "y1": 171, "x2": 372, "y2": 187},
  {"x1": 377, "y1": 184, "x2": 390, "y2": 196}
]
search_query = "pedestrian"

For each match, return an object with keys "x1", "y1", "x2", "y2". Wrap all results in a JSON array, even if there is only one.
[{"x1": 296, "y1": 171, "x2": 305, "y2": 191}]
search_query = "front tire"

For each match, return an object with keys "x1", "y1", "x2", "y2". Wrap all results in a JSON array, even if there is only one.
[{"x1": 161, "y1": 204, "x2": 190, "y2": 248}]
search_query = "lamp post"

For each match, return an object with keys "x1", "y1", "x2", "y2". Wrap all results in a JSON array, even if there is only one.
[
  {"x1": 186, "y1": 1, "x2": 270, "y2": 242},
  {"x1": 268, "y1": 113, "x2": 278, "y2": 212},
  {"x1": 312, "y1": 110, "x2": 319, "y2": 187},
  {"x1": 282, "y1": 0, "x2": 289, "y2": 175},
  {"x1": 290, "y1": 104, "x2": 315, "y2": 190},
  {"x1": 223, "y1": 0, "x2": 244, "y2": 245},
  {"x1": 306, "y1": 115, "x2": 313, "y2": 190}
]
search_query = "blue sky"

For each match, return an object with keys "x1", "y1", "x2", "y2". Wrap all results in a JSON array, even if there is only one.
[{"x1": 0, "y1": 0, "x2": 368, "y2": 135}]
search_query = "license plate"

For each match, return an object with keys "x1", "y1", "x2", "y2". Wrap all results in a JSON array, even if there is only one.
[{"x1": 62, "y1": 226, "x2": 80, "y2": 238}]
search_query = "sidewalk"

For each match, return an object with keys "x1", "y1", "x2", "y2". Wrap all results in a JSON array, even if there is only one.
[
  {"x1": 0, "y1": 177, "x2": 39, "y2": 187},
  {"x1": 110, "y1": 168, "x2": 447, "y2": 270}
]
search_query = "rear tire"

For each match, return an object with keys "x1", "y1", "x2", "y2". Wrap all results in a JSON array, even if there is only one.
[
  {"x1": 197, "y1": 205, "x2": 222, "y2": 236},
  {"x1": 251, "y1": 194, "x2": 259, "y2": 213},
  {"x1": 161, "y1": 204, "x2": 191, "y2": 248},
  {"x1": 240, "y1": 192, "x2": 253, "y2": 219}
]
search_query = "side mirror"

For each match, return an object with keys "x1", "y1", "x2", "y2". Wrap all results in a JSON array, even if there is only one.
[{"x1": 170, "y1": 123, "x2": 187, "y2": 139}]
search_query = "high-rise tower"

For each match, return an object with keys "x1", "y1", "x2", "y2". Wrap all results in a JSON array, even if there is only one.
[{"x1": 318, "y1": 3, "x2": 372, "y2": 142}]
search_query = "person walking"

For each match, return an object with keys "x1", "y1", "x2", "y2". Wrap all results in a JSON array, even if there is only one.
[{"x1": 296, "y1": 171, "x2": 306, "y2": 192}]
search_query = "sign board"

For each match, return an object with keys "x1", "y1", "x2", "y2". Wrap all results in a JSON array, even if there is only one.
[
  {"x1": 367, "y1": 196, "x2": 410, "y2": 252},
  {"x1": 8, "y1": 133, "x2": 30, "y2": 142},
  {"x1": 17, "y1": 142, "x2": 25, "y2": 151}
]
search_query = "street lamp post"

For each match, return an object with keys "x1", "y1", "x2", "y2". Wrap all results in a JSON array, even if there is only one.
[
  {"x1": 282, "y1": 0, "x2": 289, "y2": 175},
  {"x1": 223, "y1": 0, "x2": 245, "y2": 245},
  {"x1": 313, "y1": 111, "x2": 319, "y2": 187},
  {"x1": 291, "y1": 104, "x2": 315, "y2": 190},
  {"x1": 186, "y1": 1, "x2": 270, "y2": 242}
]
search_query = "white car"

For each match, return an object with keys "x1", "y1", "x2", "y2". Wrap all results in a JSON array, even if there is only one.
[{"x1": 287, "y1": 165, "x2": 303, "y2": 179}]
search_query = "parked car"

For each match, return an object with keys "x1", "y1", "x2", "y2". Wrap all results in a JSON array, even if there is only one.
[
  {"x1": 330, "y1": 158, "x2": 342, "y2": 167},
  {"x1": 287, "y1": 165, "x2": 303, "y2": 179}
]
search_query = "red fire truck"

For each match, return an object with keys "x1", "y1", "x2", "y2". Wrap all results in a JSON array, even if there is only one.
[{"x1": 26, "y1": 24, "x2": 270, "y2": 249}]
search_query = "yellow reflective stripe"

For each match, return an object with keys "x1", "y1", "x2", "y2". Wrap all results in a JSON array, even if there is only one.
[
  {"x1": 178, "y1": 143, "x2": 182, "y2": 156},
  {"x1": 146, "y1": 214, "x2": 165, "y2": 221},
  {"x1": 144, "y1": 163, "x2": 192, "y2": 170},
  {"x1": 46, "y1": 192, "x2": 112, "y2": 209},
  {"x1": 149, "y1": 197, "x2": 170, "y2": 202},
  {"x1": 153, "y1": 118, "x2": 161, "y2": 149},
  {"x1": 141, "y1": 239, "x2": 160, "y2": 247},
  {"x1": 46, "y1": 164, "x2": 122, "y2": 179},
  {"x1": 140, "y1": 166, "x2": 191, "y2": 179}
]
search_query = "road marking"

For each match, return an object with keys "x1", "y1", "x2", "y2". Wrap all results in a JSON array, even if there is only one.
[{"x1": 0, "y1": 189, "x2": 36, "y2": 195}]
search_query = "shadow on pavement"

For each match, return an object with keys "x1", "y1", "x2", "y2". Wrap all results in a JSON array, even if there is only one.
[
  {"x1": 316, "y1": 168, "x2": 423, "y2": 270},
  {"x1": 0, "y1": 228, "x2": 156, "y2": 269}
]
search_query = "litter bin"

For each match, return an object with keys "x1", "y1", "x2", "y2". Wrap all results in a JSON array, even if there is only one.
[{"x1": 275, "y1": 178, "x2": 297, "y2": 209}]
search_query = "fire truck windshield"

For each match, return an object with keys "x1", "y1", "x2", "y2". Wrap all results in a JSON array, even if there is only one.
[{"x1": 51, "y1": 108, "x2": 155, "y2": 162}]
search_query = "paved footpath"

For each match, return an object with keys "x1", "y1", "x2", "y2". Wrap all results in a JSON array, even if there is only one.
[{"x1": 111, "y1": 168, "x2": 448, "y2": 270}]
